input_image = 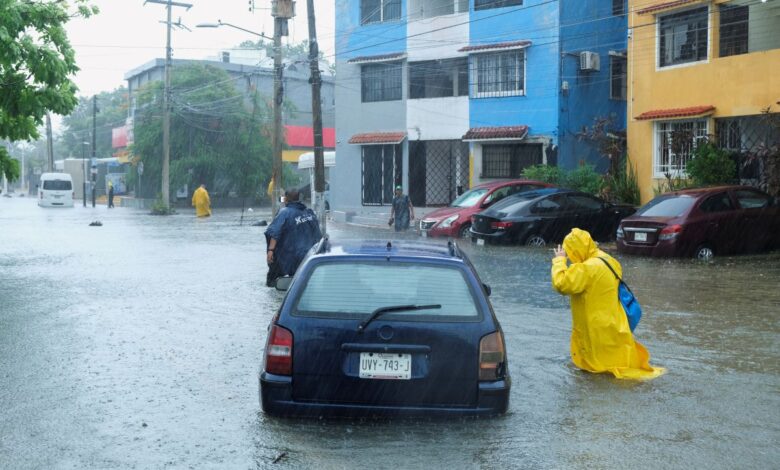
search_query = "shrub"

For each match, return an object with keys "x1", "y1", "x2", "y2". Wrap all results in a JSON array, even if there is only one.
[
  {"x1": 605, "y1": 158, "x2": 640, "y2": 206},
  {"x1": 150, "y1": 194, "x2": 175, "y2": 215},
  {"x1": 522, "y1": 164, "x2": 563, "y2": 185},
  {"x1": 686, "y1": 141, "x2": 737, "y2": 186}
]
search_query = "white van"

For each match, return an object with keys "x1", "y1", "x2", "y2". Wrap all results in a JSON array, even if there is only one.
[{"x1": 38, "y1": 173, "x2": 74, "y2": 208}]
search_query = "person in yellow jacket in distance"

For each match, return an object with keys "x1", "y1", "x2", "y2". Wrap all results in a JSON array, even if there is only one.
[
  {"x1": 551, "y1": 228, "x2": 664, "y2": 380},
  {"x1": 192, "y1": 183, "x2": 211, "y2": 217}
]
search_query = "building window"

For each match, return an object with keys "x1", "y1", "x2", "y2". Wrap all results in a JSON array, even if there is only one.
[
  {"x1": 720, "y1": 5, "x2": 749, "y2": 57},
  {"x1": 361, "y1": 62, "x2": 402, "y2": 102},
  {"x1": 409, "y1": 58, "x2": 468, "y2": 99},
  {"x1": 470, "y1": 50, "x2": 525, "y2": 98},
  {"x1": 612, "y1": 0, "x2": 625, "y2": 16},
  {"x1": 654, "y1": 119, "x2": 708, "y2": 176},
  {"x1": 610, "y1": 55, "x2": 627, "y2": 100},
  {"x1": 475, "y1": 0, "x2": 522, "y2": 11},
  {"x1": 481, "y1": 144, "x2": 542, "y2": 178},
  {"x1": 361, "y1": 0, "x2": 401, "y2": 25},
  {"x1": 362, "y1": 145, "x2": 402, "y2": 205},
  {"x1": 409, "y1": 0, "x2": 468, "y2": 20},
  {"x1": 658, "y1": 6, "x2": 708, "y2": 68}
]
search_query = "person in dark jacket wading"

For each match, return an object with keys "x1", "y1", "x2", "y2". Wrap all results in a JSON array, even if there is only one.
[{"x1": 265, "y1": 188, "x2": 322, "y2": 286}]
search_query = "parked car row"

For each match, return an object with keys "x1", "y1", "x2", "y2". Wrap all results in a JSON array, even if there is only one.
[{"x1": 420, "y1": 181, "x2": 779, "y2": 260}]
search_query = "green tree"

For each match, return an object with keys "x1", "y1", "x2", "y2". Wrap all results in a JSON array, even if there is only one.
[
  {"x1": 0, "y1": 0, "x2": 98, "y2": 181},
  {"x1": 686, "y1": 141, "x2": 737, "y2": 187},
  {"x1": 58, "y1": 87, "x2": 129, "y2": 160},
  {"x1": 131, "y1": 64, "x2": 272, "y2": 201}
]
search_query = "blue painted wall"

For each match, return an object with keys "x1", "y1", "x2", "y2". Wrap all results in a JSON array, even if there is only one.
[
  {"x1": 336, "y1": 0, "x2": 408, "y2": 60},
  {"x1": 558, "y1": 0, "x2": 627, "y2": 171},
  {"x1": 468, "y1": 0, "x2": 561, "y2": 140}
]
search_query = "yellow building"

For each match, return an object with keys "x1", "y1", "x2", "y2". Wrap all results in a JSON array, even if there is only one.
[{"x1": 628, "y1": 0, "x2": 780, "y2": 202}]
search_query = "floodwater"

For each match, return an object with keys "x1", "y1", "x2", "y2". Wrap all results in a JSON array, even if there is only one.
[{"x1": 1, "y1": 196, "x2": 778, "y2": 469}]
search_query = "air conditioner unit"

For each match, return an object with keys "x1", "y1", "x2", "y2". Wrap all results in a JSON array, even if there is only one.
[{"x1": 580, "y1": 51, "x2": 600, "y2": 72}]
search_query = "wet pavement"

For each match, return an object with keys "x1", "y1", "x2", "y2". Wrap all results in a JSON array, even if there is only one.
[{"x1": 1, "y1": 196, "x2": 778, "y2": 469}]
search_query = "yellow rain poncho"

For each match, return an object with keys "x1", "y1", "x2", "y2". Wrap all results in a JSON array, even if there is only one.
[
  {"x1": 192, "y1": 186, "x2": 211, "y2": 217},
  {"x1": 552, "y1": 228, "x2": 664, "y2": 380}
]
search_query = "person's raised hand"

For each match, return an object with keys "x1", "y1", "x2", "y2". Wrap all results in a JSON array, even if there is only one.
[{"x1": 553, "y1": 244, "x2": 566, "y2": 258}]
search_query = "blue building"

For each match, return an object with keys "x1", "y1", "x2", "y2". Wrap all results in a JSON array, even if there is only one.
[{"x1": 332, "y1": 0, "x2": 627, "y2": 217}]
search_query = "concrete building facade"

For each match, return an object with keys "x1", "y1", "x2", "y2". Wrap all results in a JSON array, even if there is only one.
[{"x1": 333, "y1": 0, "x2": 628, "y2": 219}]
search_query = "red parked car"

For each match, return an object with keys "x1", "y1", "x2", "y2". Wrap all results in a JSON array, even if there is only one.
[
  {"x1": 419, "y1": 180, "x2": 553, "y2": 238},
  {"x1": 616, "y1": 186, "x2": 780, "y2": 259}
]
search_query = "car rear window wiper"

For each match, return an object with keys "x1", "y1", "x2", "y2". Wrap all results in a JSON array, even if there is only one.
[{"x1": 357, "y1": 304, "x2": 442, "y2": 332}]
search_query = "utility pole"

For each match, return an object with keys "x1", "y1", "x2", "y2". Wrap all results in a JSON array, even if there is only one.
[
  {"x1": 91, "y1": 95, "x2": 97, "y2": 207},
  {"x1": 271, "y1": 0, "x2": 294, "y2": 217},
  {"x1": 45, "y1": 113, "x2": 54, "y2": 172},
  {"x1": 145, "y1": 0, "x2": 192, "y2": 211},
  {"x1": 306, "y1": 0, "x2": 326, "y2": 234}
]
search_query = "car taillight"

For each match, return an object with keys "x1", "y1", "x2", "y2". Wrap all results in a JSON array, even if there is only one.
[
  {"x1": 616, "y1": 226, "x2": 624, "y2": 239},
  {"x1": 479, "y1": 331, "x2": 506, "y2": 381},
  {"x1": 264, "y1": 324, "x2": 293, "y2": 376},
  {"x1": 490, "y1": 221, "x2": 513, "y2": 230},
  {"x1": 659, "y1": 224, "x2": 683, "y2": 241}
]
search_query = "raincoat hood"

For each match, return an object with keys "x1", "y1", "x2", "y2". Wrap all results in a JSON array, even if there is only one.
[{"x1": 563, "y1": 228, "x2": 598, "y2": 264}]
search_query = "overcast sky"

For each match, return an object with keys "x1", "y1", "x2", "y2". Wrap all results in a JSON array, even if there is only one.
[{"x1": 66, "y1": 0, "x2": 337, "y2": 97}]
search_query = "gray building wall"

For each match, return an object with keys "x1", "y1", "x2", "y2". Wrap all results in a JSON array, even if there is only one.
[
  {"x1": 124, "y1": 58, "x2": 335, "y2": 128},
  {"x1": 332, "y1": 59, "x2": 407, "y2": 212}
]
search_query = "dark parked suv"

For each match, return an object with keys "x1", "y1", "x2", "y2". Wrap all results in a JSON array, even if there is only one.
[
  {"x1": 260, "y1": 238, "x2": 510, "y2": 417},
  {"x1": 616, "y1": 186, "x2": 780, "y2": 259}
]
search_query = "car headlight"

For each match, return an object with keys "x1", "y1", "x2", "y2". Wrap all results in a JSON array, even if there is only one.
[
  {"x1": 439, "y1": 214, "x2": 459, "y2": 228},
  {"x1": 616, "y1": 227, "x2": 624, "y2": 239}
]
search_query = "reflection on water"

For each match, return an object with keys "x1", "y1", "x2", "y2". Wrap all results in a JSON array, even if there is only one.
[{"x1": 1, "y1": 197, "x2": 778, "y2": 469}]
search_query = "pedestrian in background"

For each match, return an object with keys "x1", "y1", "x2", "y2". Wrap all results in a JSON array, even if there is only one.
[
  {"x1": 265, "y1": 188, "x2": 322, "y2": 286},
  {"x1": 107, "y1": 180, "x2": 115, "y2": 208},
  {"x1": 389, "y1": 185, "x2": 415, "y2": 232},
  {"x1": 192, "y1": 183, "x2": 211, "y2": 217},
  {"x1": 551, "y1": 228, "x2": 664, "y2": 380}
]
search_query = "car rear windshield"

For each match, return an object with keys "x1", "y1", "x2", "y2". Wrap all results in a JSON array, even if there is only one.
[
  {"x1": 43, "y1": 180, "x2": 72, "y2": 191},
  {"x1": 636, "y1": 195, "x2": 696, "y2": 217},
  {"x1": 450, "y1": 188, "x2": 487, "y2": 208},
  {"x1": 489, "y1": 195, "x2": 532, "y2": 216},
  {"x1": 294, "y1": 261, "x2": 481, "y2": 321}
]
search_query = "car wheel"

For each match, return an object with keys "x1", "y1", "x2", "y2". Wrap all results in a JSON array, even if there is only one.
[
  {"x1": 695, "y1": 244, "x2": 714, "y2": 260},
  {"x1": 525, "y1": 234, "x2": 547, "y2": 247},
  {"x1": 458, "y1": 224, "x2": 471, "y2": 239}
]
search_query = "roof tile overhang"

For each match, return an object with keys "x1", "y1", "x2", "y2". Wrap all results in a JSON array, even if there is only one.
[
  {"x1": 463, "y1": 126, "x2": 529, "y2": 142},
  {"x1": 347, "y1": 52, "x2": 407, "y2": 64},
  {"x1": 635, "y1": 105, "x2": 715, "y2": 121},
  {"x1": 348, "y1": 132, "x2": 407, "y2": 145},
  {"x1": 637, "y1": 0, "x2": 703, "y2": 15},
  {"x1": 458, "y1": 40, "x2": 532, "y2": 53}
]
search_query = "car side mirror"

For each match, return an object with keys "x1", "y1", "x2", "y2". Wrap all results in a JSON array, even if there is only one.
[
  {"x1": 275, "y1": 276, "x2": 293, "y2": 291},
  {"x1": 482, "y1": 283, "x2": 492, "y2": 297}
]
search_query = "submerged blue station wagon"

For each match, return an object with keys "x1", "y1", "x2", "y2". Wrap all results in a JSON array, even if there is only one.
[{"x1": 260, "y1": 238, "x2": 510, "y2": 417}]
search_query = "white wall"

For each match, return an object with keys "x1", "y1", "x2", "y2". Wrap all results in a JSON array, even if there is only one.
[
  {"x1": 407, "y1": 12, "x2": 469, "y2": 61},
  {"x1": 406, "y1": 96, "x2": 469, "y2": 141}
]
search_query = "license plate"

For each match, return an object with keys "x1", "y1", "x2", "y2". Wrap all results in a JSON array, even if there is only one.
[
  {"x1": 359, "y1": 352, "x2": 411, "y2": 380},
  {"x1": 634, "y1": 232, "x2": 647, "y2": 242},
  {"x1": 53, "y1": 194, "x2": 62, "y2": 198},
  {"x1": 420, "y1": 230, "x2": 427, "y2": 238},
  {"x1": 476, "y1": 238, "x2": 485, "y2": 246}
]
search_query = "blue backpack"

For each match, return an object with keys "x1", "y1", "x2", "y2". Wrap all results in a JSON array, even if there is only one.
[{"x1": 598, "y1": 258, "x2": 642, "y2": 332}]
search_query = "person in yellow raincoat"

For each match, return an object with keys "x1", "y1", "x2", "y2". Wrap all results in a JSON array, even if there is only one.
[
  {"x1": 192, "y1": 183, "x2": 211, "y2": 217},
  {"x1": 551, "y1": 228, "x2": 664, "y2": 380}
]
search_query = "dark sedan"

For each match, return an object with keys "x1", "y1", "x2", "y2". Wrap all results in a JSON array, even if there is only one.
[
  {"x1": 616, "y1": 186, "x2": 780, "y2": 259},
  {"x1": 470, "y1": 188, "x2": 635, "y2": 246}
]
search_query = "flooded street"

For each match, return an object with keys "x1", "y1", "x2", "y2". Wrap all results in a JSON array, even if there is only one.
[{"x1": 1, "y1": 197, "x2": 778, "y2": 469}]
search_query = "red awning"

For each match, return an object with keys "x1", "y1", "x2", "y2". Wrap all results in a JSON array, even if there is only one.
[
  {"x1": 459, "y1": 40, "x2": 532, "y2": 53},
  {"x1": 284, "y1": 125, "x2": 335, "y2": 148},
  {"x1": 348, "y1": 132, "x2": 407, "y2": 145},
  {"x1": 635, "y1": 106, "x2": 715, "y2": 121},
  {"x1": 347, "y1": 52, "x2": 407, "y2": 64},
  {"x1": 637, "y1": 0, "x2": 701, "y2": 15},
  {"x1": 112, "y1": 126, "x2": 128, "y2": 148},
  {"x1": 462, "y1": 126, "x2": 529, "y2": 141}
]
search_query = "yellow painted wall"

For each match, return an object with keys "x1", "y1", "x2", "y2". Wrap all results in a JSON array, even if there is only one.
[
  {"x1": 627, "y1": 0, "x2": 780, "y2": 202},
  {"x1": 282, "y1": 149, "x2": 307, "y2": 163}
]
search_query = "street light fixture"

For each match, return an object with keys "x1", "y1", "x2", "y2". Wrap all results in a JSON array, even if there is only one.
[{"x1": 195, "y1": 20, "x2": 273, "y2": 40}]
